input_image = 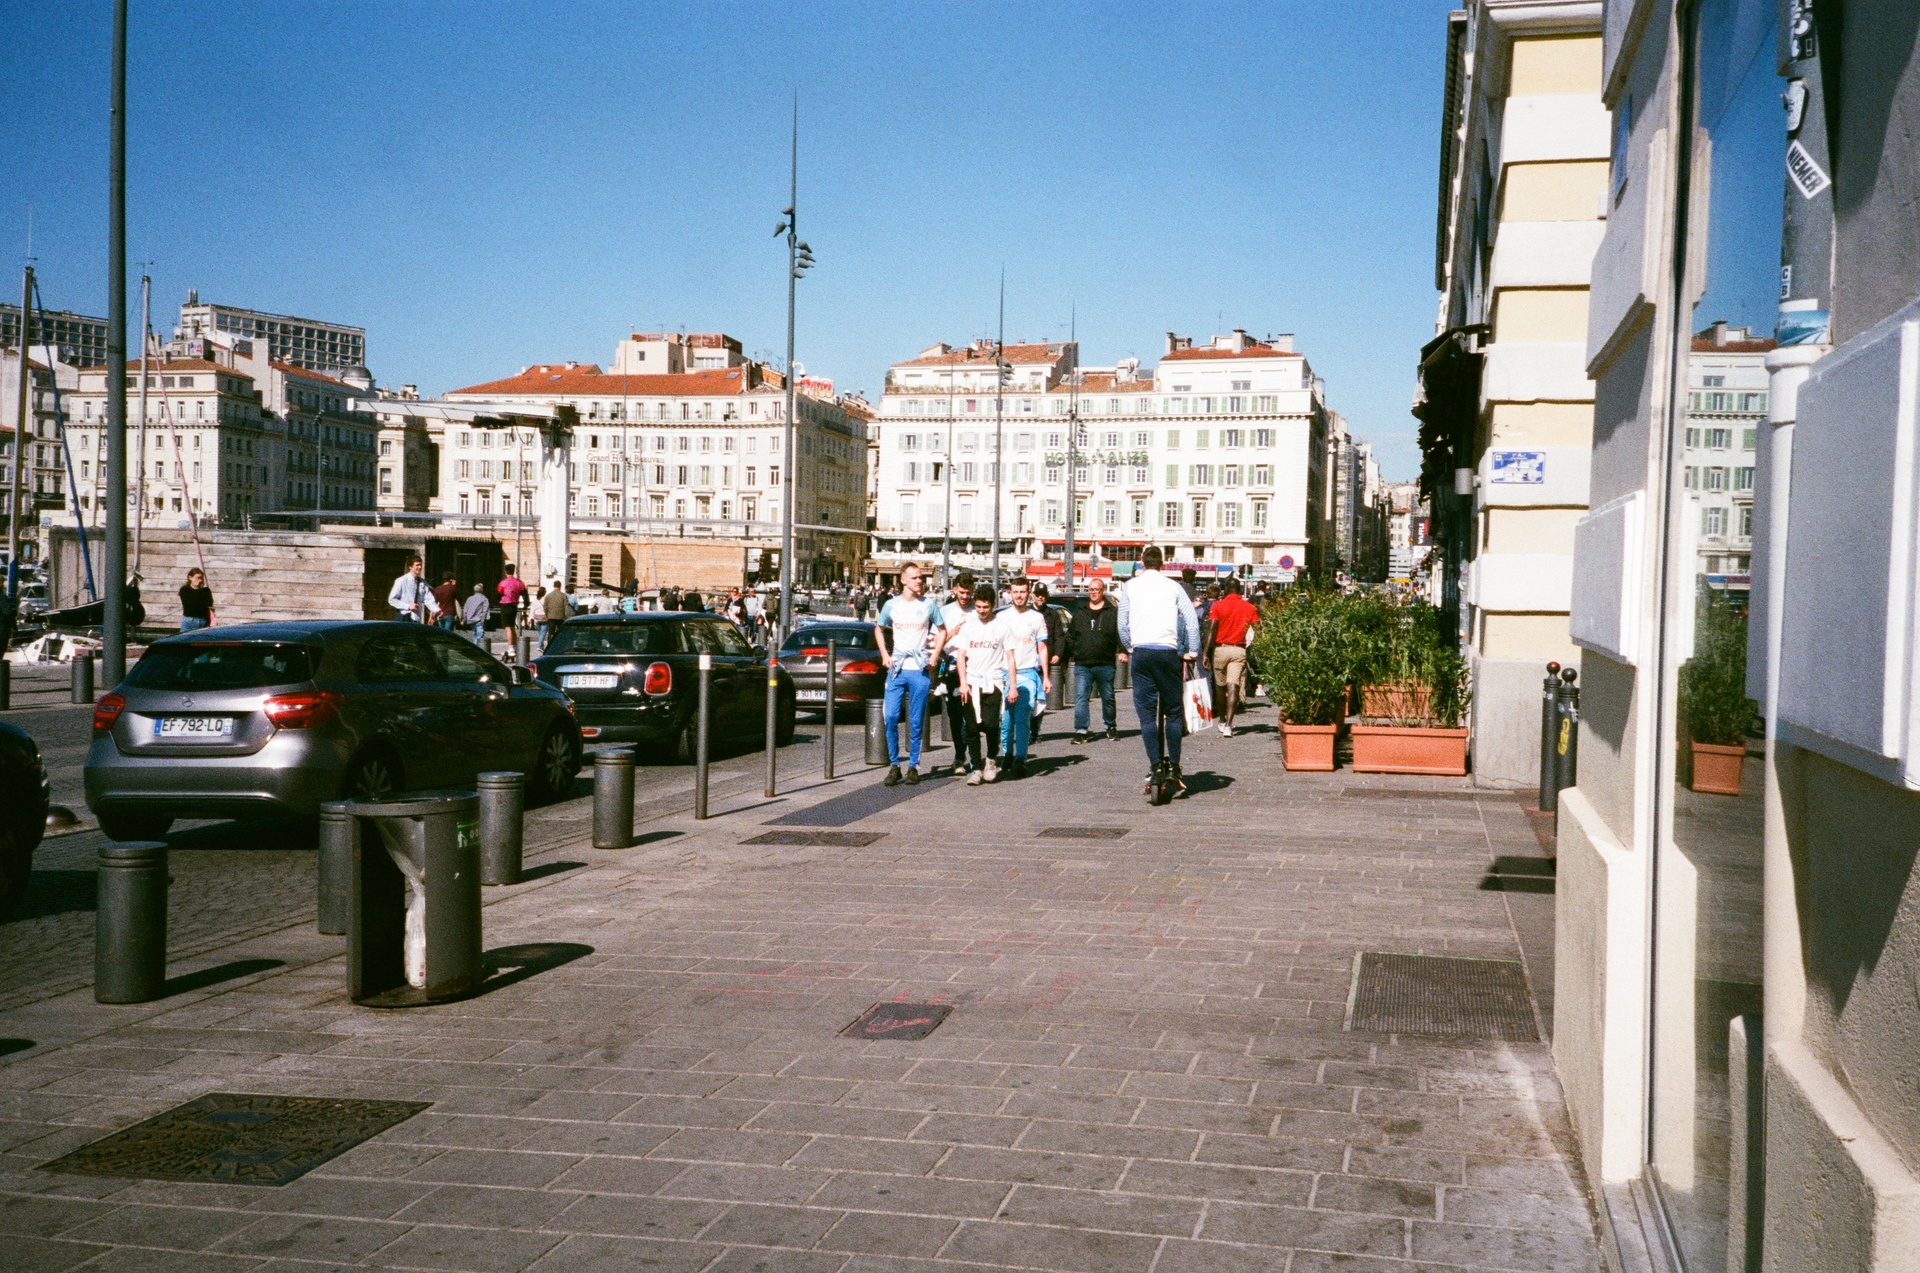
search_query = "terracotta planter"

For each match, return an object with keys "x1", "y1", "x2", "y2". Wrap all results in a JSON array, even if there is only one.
[
  {"x1": 1361, "y1": 683, "x2": 1434, "y2": 721},
  {"x1": 1689, "y1": 741, "x2": 1746, "y2": 795},
  {"x1": 1350, "y1": 724, "x2": 1470, "y2": 775},
  {"x1": 1280, "y1": 723, "x2": 1338, "y2": 771}
]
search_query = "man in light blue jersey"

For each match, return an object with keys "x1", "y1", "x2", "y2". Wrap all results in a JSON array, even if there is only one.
[{"x1": 874, "y1": 562, "x2": 948, "y2": 785}]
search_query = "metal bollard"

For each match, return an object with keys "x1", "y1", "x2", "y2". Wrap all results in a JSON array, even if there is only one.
[
  {"x1": 1047, "y1": 662, "x2": 1066, "y2": 711},
  {"x1": 695, "y1": 655, "x2": 712, "y2": 820},
  {"x1": 95, "y1": 840, "x2": 168, "y2": 1003},
  {"x1": 592, "y1": 749, "x2": 635, "y2": 849},
  {"x1": 518, "y1": 633, "x2": 535, "y2": 666},
  {"x1": 823, "y1": 641, "x2": 837, "y2": 780},
  {"x1": 71, "y1": 654, "x2": 94, "y2": 704},
  {"x1": 476, "y1": 772, "x2": 525, "y2": 885},
  {"x1": 345, "y1": 792, "x2": 482, "y2": 1004},
  {"x1": 0, "y1": 659, "x2": 10, "y2": 710},
  {"x1": 1538, "y1": 661, "x2": 1562, "y2": 813},
  {"x1": 317, "y1": 801, "x2": 353, "y2": 934},
  {"x1": 1117, "y1": 656, "x2": 1131, "y2": 690},
  {"x1": 865, "y1": 698, "x2": 888, "y2": 766},
  {"x1": 1554, "y1": 668, "x2": 1580, "y2": 799}
]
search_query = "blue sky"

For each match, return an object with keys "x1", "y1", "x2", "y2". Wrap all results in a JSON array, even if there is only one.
[{"x1": 3, "y1": 2, "x2": 1454, "y2": 479}]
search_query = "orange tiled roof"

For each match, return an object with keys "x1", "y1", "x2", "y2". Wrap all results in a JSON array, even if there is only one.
[
  {"x1": 1073, "y1": 372, "x2": 1155, "y2": 393},
  {"x1": 448, "y1": 366, "x2": 751, "y2": 397},
  {"x1": 893, "y1": 342, "x2": 1067, "y2": 370},
  {"x1": 1690, "y1": 337, "x2": 1777, "y2": 353},
  {"x1": 1160, "y1": 343, "x2": 1300, "y2": 362},
  {"x1": 272, "y1": 361, "x2": 353, "y2": 385}
]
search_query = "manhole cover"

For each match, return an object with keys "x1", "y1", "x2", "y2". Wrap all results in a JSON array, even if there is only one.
[
  {"x1": 842, "y1": 1001, "x2": 952, "y2": 1041},
  {"x1": 39, "y1": 1093, "x2": 429, "y2": 1186},
  {"x1": 1036, "y1": 827, "x2": 1128, "y2": 840},
  {"x1": 1346, "y1": 953, "x2": 1537, "y2": 1041},
  {"x1": 745, "y1": 830, "x2": 887, "y2": 847}
]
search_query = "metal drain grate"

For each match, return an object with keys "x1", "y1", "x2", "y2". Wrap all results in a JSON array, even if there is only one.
[
  {"x1": 842, "y1": 1001, "x2": 952, "y2": 1041},
  {"x1": 40, "y1": 1093, "x2": 429, "y2": 1186},
  {"x1": 744, "y1": 830, "x2": 887, "y2": 847},
  {"x1": 1036, "y1": 826, "x2": 1129, "y2": 840},
  {"x1": 1346, "y1": 953, "x2": 1538, "y2": 1041}
]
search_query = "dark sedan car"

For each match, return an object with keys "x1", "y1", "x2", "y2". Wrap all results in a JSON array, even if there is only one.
[
  {"x1": 85, "y1": 622, "x2": 583, "y2": 841},
  {"x1": 779, "y1": 623, "x2": 886, "y2": 719},
  {"x1": 0, "y1": 721, "x2": 51, "y2": 920},
  {"x1": 533, "y1": 612, "x2": 795, "y2": 759}
]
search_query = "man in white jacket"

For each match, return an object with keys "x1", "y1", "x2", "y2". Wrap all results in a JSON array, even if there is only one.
[{"x1": 1116, "y1": 546, "x2": 1200, "y2": 796}]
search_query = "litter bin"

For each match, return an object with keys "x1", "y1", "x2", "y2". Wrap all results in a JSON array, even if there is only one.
[
  {"x1": 344, "y1": 791, "x2": 482, "y2": 1006},
  {"x1": 865, "y1": 698, "x2": 888, "y2": 766}
]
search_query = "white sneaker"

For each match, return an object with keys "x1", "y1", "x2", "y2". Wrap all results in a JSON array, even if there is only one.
[
  {"x1": 1219, "y1": 723, "x2": 1233, "y2": 737},
  {"x1": 967, "y1": 770, "x2": 985, "y2": 786},
  {"x1": 983, "y1": 759, "x2": 999, "y2": 782}
]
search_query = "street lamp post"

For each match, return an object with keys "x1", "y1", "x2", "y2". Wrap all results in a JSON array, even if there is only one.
[
  {"x1": 102, "y1": 0, "x2": 129, "y2": 686},
  {"x1": 990, "y1": 277, "x2": 1005, "y2": 593},
  {"x1": 768, "y1": 103, "x2": 813, "y2": 796}
]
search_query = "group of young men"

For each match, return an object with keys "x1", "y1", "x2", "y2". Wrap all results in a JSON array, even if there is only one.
[{"x1": 871, "y1": 546, "x2": 1260, "y2": 802}]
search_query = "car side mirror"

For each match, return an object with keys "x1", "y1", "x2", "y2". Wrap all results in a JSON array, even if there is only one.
[
  {"x1": 509, "y1": 665, "x2": 534, "y2": 686},
  {"x1": 751, "y1": 645, "x2": 768, "y2": 662}
]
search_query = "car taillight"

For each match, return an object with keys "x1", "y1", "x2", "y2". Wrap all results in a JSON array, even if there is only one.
[
  {"x1": 841, "y1": 659, "x2": 881, "y2": 675},
  {"x1": 93, "y1": 692, "x2": 125, "y2": 735},
  {"x1": 643, "y1": 662, "x2": 672, "y2": 695},
  {"x1": 800, "y1": 647, "x2": 827, "y2": 656},
  {"x1": 262, "y1": 690, "x2": 342, "y2": 729}
]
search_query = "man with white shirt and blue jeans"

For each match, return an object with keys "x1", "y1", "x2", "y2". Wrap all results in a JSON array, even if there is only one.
[
  {"x1": 874, "y1": 563, "x2": 948, "y2": 786},
  {"x1": 1118, "y1": 546, "x2": 1201, "y2": 798}
]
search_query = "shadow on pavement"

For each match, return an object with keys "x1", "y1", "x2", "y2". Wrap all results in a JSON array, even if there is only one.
[
  {"x1": 162, "y1": 959, "x2": 285, "y2": 998},
  {"x1": 516, "y1": 860, "x2": 587, "y2": 882},
  {"x1": 1019, "y1": 754, "x2": 1088, "y2": 777},
  {"x1": 1180, "y1": 770, "x2": 1235, "y2": 794},
  {"x1": 0, "y1": 1039, "x2": 34, "y2": 1058},
  {"x1": 468, "y1": 942, "x2": 594, "y2": 998},
  {"x1": 8, "y1": 870, "x2": 96, "y2": 921}
]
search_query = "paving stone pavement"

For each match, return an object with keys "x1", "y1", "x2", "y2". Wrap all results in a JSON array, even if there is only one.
[{"x1": 0, "y1": 690, "x2": 1603, "y2": 1272}]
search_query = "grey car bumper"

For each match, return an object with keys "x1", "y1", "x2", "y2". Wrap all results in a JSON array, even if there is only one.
[{"x1": 84, "y1": 731, "x2": 352, "y2": 820}]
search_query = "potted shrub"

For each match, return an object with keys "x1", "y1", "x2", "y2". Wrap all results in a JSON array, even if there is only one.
[
  {"x1": 1250, "y1": 586, "x2": 1352, "y2": 771},
  {"x1": 1351, "y1": 602, "x2": 1472, "y2": 775},
  {"x1": 1680, "y1": 592, "x2": 1755, "y2": 796},
  {"x1": 1345, "y1": 595, "x2": 1434, "y2": 721}
]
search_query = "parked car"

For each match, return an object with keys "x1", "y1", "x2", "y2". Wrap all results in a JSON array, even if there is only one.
[
  {"x1": 533, "y1": 613, "x2": 795, "y2": 759},
  {"x1": 85, "y1": 621, "x2": 582, "y2": 841},
  {"x1": 0, "y1": 721, "x2": 51, "y2": 921},
  {"x1": 779, "y1": 623, "x2": 886, "y2": 719}
]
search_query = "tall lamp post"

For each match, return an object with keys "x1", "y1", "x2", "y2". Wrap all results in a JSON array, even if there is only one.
[
  {"x1": 990, "y1": 278, "x2": 1006, "y2": 593},
  {"x1": 768, "y1": 104, "x2": 813, "y2": 796},
  {"x1": 102, "y1": 0, "x2": 129, "y2": 686}
]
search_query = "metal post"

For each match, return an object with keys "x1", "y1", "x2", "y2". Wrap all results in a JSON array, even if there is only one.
[
  {"x1": 0, "y1": 659, "x2": 10, "y2": 711},
  {"x1": 134, "y1": 273, "x2": 148, "y2": 571},
  {"x1": 991, "y1": 274, "x2": 1005, "y2": 593},
  {"x1": 592, "y1": 749, "x2": 634, "y2": 849},
  {"x1": 1538, "y1": 661, "x2": 1562, "y2": 813},
  {"x1": 476, "y1": 771, "x2": 524, "y2": 885},
  {"x1": 102, "y1": 0, "x2": 128, "y2": 686},
  {"x1": 71, "y1": 654, "x2": 94, "y2": 703},
  {"x1": 95, "y1": 839, "x2": 167, "y2": 1003},
  {"x1": 865, "y1": 697, "x2": 888, "y2": 766},
  {"x1": 696, "y1": 654, "x2": 711, "y2": 820},
  {"x1": 518, "y1": 632, "x2": 534, "y2": 666},
  {"x1": 317, "y1": 801, "x2": 352, "y2": 934},
  {"x1": 823, "y1": 639, "x2": 837, "y2": 780},
  {"x1": 1554, "y1": 668, "x2": 1580, "y2": 798},
  {"x1": 8, "y1": 266, "x2": 30, "y2": 609}
]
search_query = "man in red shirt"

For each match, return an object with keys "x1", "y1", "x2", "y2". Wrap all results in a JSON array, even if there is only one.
[
  {"x1": 496, "y1": 564, "x2": 528, "y2": 648},
  {"x1": 1206, "y1": 578, "x2": 1260, "y2": 737}
]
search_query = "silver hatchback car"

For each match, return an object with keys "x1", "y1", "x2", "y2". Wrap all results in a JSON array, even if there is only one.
[{"x1": 85, "y1": 621, "x2": 582, "y2": 841}]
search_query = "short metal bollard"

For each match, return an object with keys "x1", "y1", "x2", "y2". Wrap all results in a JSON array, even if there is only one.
[
  {"x1": 1554, "y1": 668, "x2": 1580, "y2": 799},
  {"x1": 317, "y1": 801, "x2": 353, "y2": 934},
  {"x1": 823, "y1": 640, "x2": 838, "y2": 780},
  {"x1": 695, "y1": 655, "x2": 712, "y2": 820},
  {"x1": 96, "y1": 840, "x2": 169, "y2": 1003},
  {"x1": 345, "y1": 792, "x2": 482, "y2": 1006},
  {"x1": 592, "y1": 749, "x2": 635, "y2": 849},
  {"x1": 0, "y1": 659, "x2": 10, "y2": 710},
  {"x1": 1117, "y1": 656, "x2": 1131, "y2": 690},
  {"x1": 1538, "y1": 661, "x2": 1563, "y2": 813},
  {"x1": 476, "y1": 772, "x2": 525, "y2": 885},
  {"x1": 865, "y1": 698, "x2": 888, "y2": 766},
  {"x1": 71, "y1": 655, "x2": 94, "y2": 704},
  {"x1": 1047, "y1": 662, "x2": 1067, "y2": 711},
  {"x1": 518, "y1": 633, "x2": 535, "y2": 665}
]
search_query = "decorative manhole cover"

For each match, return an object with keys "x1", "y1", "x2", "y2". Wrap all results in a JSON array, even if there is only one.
[
  {"x1": 1035, "y1": 827, "x2": 1129, "y2": 840},
  {"x1": 842, "y1": 1002, "x2": 952, "y2": 1041},
  {"x1": 745, "y1": 830, "x2": 887, "y2": 847},
  {"x1": 39, "y1": 1093, "x2": 429, "y2": 1186},
  {"x1": 1346, "y1": 953, "x2": 1537, "y2": 1041}
]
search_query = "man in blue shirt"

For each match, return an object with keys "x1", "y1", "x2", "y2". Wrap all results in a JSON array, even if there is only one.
[{"x1": 874, "y1": 563, "x2": 948, "y2": 785}]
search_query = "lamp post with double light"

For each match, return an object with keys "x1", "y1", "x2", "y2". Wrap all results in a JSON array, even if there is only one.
[{"x1": 767, "y1": 120, "x2": 813, "y2": 795}]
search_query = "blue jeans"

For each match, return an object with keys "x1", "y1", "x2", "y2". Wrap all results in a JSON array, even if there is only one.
[
  {"x1": 179, "y1": 616, "x2": 209, "y2": 632},
  {"x1": 436, "y1": 613, "x2": 456, "y2": 631},
  {"x1": 883, "y1": 666, "x2": 932, "y2": 766},
  {"x1": 1074, "y1": 663, "x2": 1116, "y2": 733},
  {"x1": 1000, "y1": 667, "x2": 1042, "y2": 759},
  {"x1": 470, "y1": 622, "x2": 487, "y2": 645},
  {"x1": 1130, "y1": 647, "x2": 1186, "y2": 769}
]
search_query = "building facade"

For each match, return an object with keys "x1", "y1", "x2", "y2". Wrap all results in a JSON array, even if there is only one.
[
  {"x1": 1327, "y1": 414, "x2": 1389, "y2": 582},
  {"x1": 1, "y1": 304, "x2": 109, "y2": 368},
  {"x1": 175, "y1": 290, "x2": 367, "y2": 374},
  {"x1": 1384, "y1": 481, "x2": 1428, "y2": 584},
  {"x1": 1, "y1": 346, "x2": 78, "y2": 551},
  {"x1": 867, "y1": 331, "x2": 1332, "y2": 585},
  {"x1": 1682, "y1": 322, "x2": 1767, "y2": 588},
  {"x1": 1417, "y1": 0, "x2": 1608, "y2": 786}
]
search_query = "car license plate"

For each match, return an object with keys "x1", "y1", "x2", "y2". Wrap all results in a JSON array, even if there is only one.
[
  {"x1": 563, "y1": 673, "x2": 618, "y2": 690},
  {"x1": 153, "y1": 716, "x2": 233, "y2": 739},
  {"x1": 796, "y1": 689, "x2": 828, "y2": 702}
]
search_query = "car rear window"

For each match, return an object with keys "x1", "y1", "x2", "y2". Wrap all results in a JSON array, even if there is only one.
[
  {"x1": 545, "y1": 623, "x2": 681, "y2": 657},
  {"x1": 781, "y1": 626, "x2": 878, "y2": 651},
  {"x1": 125, "y1": 642, "x2": 315, "y2": 690}
]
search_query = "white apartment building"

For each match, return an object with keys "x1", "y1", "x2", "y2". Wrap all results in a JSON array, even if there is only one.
[
  {"x1": 1384, "y1": 481, "x2": 1428, "y2": 583},
  {"x1": 175, "y1": 290, "x2": 367, "y2": 374},
  {"x1": 1681, "y1": 322, "x2": 1767, "y2": 588},
  {"x1": 868, "y1": 330, "x2": 1331, "y2": 584},
  {"x1": 1, "y1": 347, "x2": 78, "y2": 545}
]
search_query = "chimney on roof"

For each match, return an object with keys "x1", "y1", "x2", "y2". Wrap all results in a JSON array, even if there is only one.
[
  {"x1": 1230, "y1": 328, "x2": 1250, "y2": 352},
  {"x1": 565, "y1": 361, "x2": 578, "y2": 370},
  {"x1": 1710, "y1": 320, "x2": 1728, "y2": 345},
  {"x1": 1271, "y1": 333, "x2": 1294, "y2": 353}
]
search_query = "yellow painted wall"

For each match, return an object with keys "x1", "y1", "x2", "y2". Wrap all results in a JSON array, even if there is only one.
[
  {"x1": 1481, "y1": 611, "x2": 1576, "y2": 660},
  {"x1": 1482, "y1": 506, "x2": 1583, "y2": 555},
  {"x1": 1500, "y1": 161, "x2": 1610, "y2": 221},
  {"x1": 1494, "y1": 288, "x2": 1592, "y2": 344},
  {"x1": 1490, "y1": 401, "x2": 1595, "y2": 449},
  {"x1": 1508, "y1": 34, "x2": 1604, "y2": 96}
]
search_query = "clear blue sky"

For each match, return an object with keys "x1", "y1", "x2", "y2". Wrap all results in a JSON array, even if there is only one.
[{"x1": 3, "y1": 1, "x2": 1454, "y2": 479}]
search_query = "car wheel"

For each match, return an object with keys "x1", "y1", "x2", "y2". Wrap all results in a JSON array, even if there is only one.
[
  {"x1": 341, "y1": 749, "x2": 402, "y2": 803},
  {"x1": 96, "y1": 810, "x2": 173, "y2": 842},
  {"x1": 671, "y1": 722, "x2": 695, "y2": 765},
  {"x1": 0, "y1": 822, "x2": 30, "y2": 922},
  {"x1": 530, "y1": 723, "x2": 581, "y2": 803}
]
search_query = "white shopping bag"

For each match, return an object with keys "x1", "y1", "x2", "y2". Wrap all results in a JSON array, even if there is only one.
[{"x1": 1183, "y1": 673, "x2": 1214, "y2": 734}]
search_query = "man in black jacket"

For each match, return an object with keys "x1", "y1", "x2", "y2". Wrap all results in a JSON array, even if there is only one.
[{"x1": 1066, "y1": 576, "x2": 1122, "y2": 743}]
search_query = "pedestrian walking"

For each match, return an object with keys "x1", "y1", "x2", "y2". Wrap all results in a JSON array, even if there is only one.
[
  {"x1": 539, "y1": 580, "x2": 570, "y2": 649},
  {"x1": 1207, "y1": 578, "x2": 1260, "y2": 736},
  {"x1": 997, "y1": 580, "x2": 1050, "y2": 778},
  {"x1": 953, "y1": 585, "x2": 1011, "y2": 784},
  {"x1": 461, "y1": 583, "x2": 491, "y2": 646},
  {"x1": 874, "y1": 562, "x2": 948, "y2": 786},
  {"x1": 496, "y1": 564, "x2": 526, "y2": 645},
  {"x1": 1031, "y1": 583, "x2": 1068, "y2": 737},
  {"x1": 388, "y1": 555, "x2": 437, "y2": 623},
  {"x1": 178, "y1": 567, "x2": 214, "y2": 632},
  {"x1": 938, "y1": 572, "x2": 975, "y2": 774},
  {"x1": 1118, "y1": 546, "x2": 1200, "y2": 799},
  {"x1": 1067, "y1": 575, "x2": 1121, "y2": 743}
]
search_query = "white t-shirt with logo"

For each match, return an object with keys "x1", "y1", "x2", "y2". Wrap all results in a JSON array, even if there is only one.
[
  {"x1": 1002, "y1": 607, "x2": 1049, "y2": 672},
  {"x1": 956, "y1": 613, "x2": 1010, "y2": 690},
  {"x1": 878, "y1": 594, "x2": 944, "y2": 672}
]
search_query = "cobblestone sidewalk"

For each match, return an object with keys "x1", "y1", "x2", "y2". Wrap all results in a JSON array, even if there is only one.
[{"x1": 0, "y1": 693, "x2": 1601, "y2": 1272}]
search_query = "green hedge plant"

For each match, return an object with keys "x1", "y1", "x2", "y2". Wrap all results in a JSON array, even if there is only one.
[
  {"x1": 1251, "y1": 585, "x2": 1356, "y2": 727},
  {"x1": 1679, "y1": 591, "x2": 1755, "y2": 747}
]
